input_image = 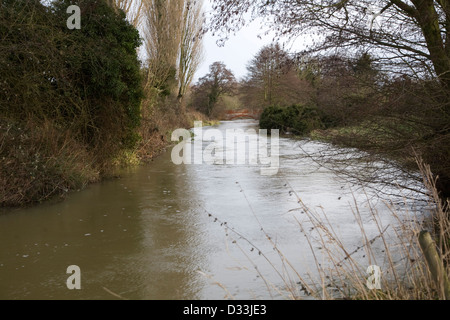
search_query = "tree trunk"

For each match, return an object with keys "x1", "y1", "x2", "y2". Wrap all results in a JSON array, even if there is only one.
[{"x1": 412, "y1": 0, "x2": 450, "y2": 86}]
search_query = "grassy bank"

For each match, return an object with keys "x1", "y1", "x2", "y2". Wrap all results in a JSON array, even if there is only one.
[
  {"x1": 0, "y1": 118, "x2": 100, "y2": 207},
  {"x1": 308, "y1": 117, "x2": 436, "y2": 176}
]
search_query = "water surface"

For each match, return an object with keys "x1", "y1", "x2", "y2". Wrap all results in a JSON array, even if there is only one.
[{"x1": 0, "y1": 120, "x2": 424, "y2": 299}]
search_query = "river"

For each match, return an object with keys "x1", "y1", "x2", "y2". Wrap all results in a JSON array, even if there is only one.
[{"x1": 0, "y1": 120, "x2": 426, "y2": 300}]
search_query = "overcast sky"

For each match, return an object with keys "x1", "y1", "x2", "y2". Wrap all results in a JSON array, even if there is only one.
[{"x1": 194, "y1": 25, "x2": 276, "y2": 82}]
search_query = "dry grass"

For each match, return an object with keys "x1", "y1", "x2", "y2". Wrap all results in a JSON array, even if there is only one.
[
  {"x1": 136, "y1": 99, "x2": 219, "y2": 163},
  {"x1": 0, "y1": 118, "x2": 99, "y2": 207},
  {"x1": 204, "y1": 158, "x2": 449, "y2": 300},
  {"x1": 136, "y1": 97, "x2": 187, "y2": 163},
  {"x1": 291, "y1": 159, "x2": 449, "y2": 300}
]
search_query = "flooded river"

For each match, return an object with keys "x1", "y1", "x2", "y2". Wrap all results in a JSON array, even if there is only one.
[{"x1": 0, "y1": 120, "x2": 425, "y2": 300}]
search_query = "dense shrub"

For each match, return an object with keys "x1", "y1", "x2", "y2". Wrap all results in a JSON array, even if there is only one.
[
  {"x1": 0, "y1": 0, "x2": 143, "y2": 155},
  {"x1": 259, "y1": 104, "x2": 327, "y2": 135},
  {"x1": 0, "y1": 0, "x2": 143, "y2": 206}
]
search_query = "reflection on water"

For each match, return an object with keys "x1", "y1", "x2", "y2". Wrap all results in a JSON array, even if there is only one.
[{"x1": 0, "y1": 120, "x2": 424, "y2": 300}]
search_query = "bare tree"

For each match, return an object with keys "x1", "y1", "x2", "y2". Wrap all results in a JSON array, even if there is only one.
[
  {"x1": 177, "y1": 0, "x2": 204, "y2": 103},
  {"x1": 192, "y1": 61, "x2": 237, "y2": 116},
  {"x1": 242, "y1": 43, "x2": 311, "y2": 109},
  {"x1": 246, "y1": 43, "x2": 290, "y2": 105},
  {"x1": 143, "y1": 0, "x2": 184, "y2": 94},
  {"x1": 209, "y1": 0, "x2": 450, "y2": 86},
  {"x1": 106, "y1": 0, "x2": 144, "y2": 27},
  {"x1": 142, "y1": 0, "x2": 204, "y2": 102}
]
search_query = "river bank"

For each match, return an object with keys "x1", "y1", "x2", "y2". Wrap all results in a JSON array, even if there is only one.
[{"x1": 0, "y1": 108, "x2": 218, "y2": 209}]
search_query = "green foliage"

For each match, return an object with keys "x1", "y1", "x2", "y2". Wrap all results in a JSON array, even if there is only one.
[
  {"x1": 53, "y1": 0, "x2": 144, "y2": 148},
  {"x1": 259, "y1": 106, "x2": 285, "y2": 131},
  {"x1": 259, "y1": 104, "x2": 326, "y2": 135},
  {"x1": 0, "y1": 0, "x2": 143, "y2": 152}
]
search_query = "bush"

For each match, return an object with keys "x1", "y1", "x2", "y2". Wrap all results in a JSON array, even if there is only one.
[
  {"x1": 0, "y1": 0, "x2": 144, "y2": 206},
  {"x1": 259, "y1": 104, "x2": 327, "y2": 135},
  {"x1": 0, "y1": 0, "x2": 143, "y2": 157}
]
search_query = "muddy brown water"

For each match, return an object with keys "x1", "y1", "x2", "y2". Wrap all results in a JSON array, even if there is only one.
[{"x1": 0, "y1": 120, "x2": 424, "y2": 300}]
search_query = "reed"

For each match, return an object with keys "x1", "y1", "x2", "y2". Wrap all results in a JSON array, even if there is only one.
[{"x1": 205, "y1": 158, "x2": 449, "y2": 300}]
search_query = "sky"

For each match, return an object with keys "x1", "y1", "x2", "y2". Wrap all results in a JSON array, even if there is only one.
[{"x1": 194, "y1": 23, "x2": 276, "y2": 82}]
